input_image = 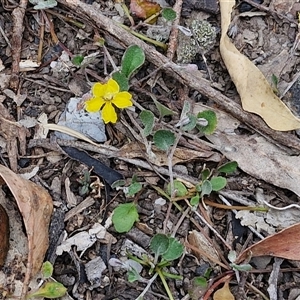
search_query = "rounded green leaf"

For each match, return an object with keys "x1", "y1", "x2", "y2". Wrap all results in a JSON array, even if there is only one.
[
  {"x1": 72, "y1": 55, "x2": 84, "y2": 66},
  {"x1": 162, "y1": 8, "x2": 177, "y2": 21},
  {"x1": 112, "y1": 71, "x2": 129, "y2": 91},
  {"x1": 162, "y1": 237, "x2": 184, "y2": 261},
  {"x1": 167, "y1": 180, "x2": 187, "y2": 197},
  {"x1": 112, "y1": 202, "x2": 139, "y2": 233},
  {"x1": 150, "y1": 233, "x2": 170, "y2": 256},
  {"x1": 182, "y1": 115, "x2": 197, "y2": 131},
  {"x1": 196, "y1": 110, "x2": 217, "y2": 135},
  {"x1": 201, "y1": 179, "x2": 212, "y2": 197},
  {"x1": 153, "y1": 130, "x2": 175, "y2": 151},
  {"x1": 127, "y1": 182, "x2": 142, "y2": 196},
  {"x1": 193, "y1": 276, "x2": 208, "y2": 288},
  {"x1": 210, "y1": 176, "x2": 227, "y2": 191},
  {"x1": 140, "y1": 110, "x2": 155, "y2": 137},
  {"x1": 217, "y1": 161, "x2": 238, "y2": 174},
  {"x1": 190, "y1": 193, "x2": 200, "y2": 206},
  {"x1": 121, "y1": 45, "x2": 145, "y2": 78},
  {"x1": 41, "y1": 261, "x2": 53, "y2": 279}
]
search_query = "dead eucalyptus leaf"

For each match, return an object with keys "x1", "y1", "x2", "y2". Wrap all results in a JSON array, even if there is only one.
[
  {"x1": 219, "y1": 0, "x2": 300, "y2": 131},
  {"x1": 237, "y1": 223, "x2": 300, "y2": 263},
  {"x1": 213, "y1": 281, "x2": 235, "y2": 300},
  {"x1": 0, "y1": 204, "x2": 9, "y2": 267},
  {"x1": 0, "y1": 165, "x2": 53, "y2": 297}
]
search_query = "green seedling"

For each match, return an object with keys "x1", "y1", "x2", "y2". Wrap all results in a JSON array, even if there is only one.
[
  {"x1": 119, "y1": 233, "x2": 184, "y2": 300},
  {"x1": 228, "y1": 250, "x2": 252, "y2": 283},
  {"x1": 27, "y1": 261, "x2": 67, "y2": 299},
  {"x1": 112, "y1": 45, "x2": 145, "y2": 91},
  {"x1": 77, "y1": 169, "x2": 91, "y2": 196},
  {"x1": 112, "y1": 202, "x2": 139, "y2": 233}
]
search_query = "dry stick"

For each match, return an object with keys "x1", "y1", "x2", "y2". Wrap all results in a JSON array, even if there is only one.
[
  {"x1": 10, "y1": 0, "x2": 28, "y2": 91},
  {"x1": 59, "y1": 0, "x2": 300, "y2": 153},
  {"x1": 166, "y1": 0, "x2": 183, "y2": 60},
  {"x1": 37, "y1": 13, "x2": 45, "y2": 64}
]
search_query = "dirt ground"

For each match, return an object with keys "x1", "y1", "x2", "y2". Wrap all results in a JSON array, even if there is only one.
[{"x1": 1, "y1": 0, "x2": 300, "y2": 299}]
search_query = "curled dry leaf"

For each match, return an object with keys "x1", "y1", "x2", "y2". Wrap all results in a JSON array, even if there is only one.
[
  {"x1": 213, "y1": 281, "x2": 235, "y2": 300},
  {"x1": 237, "y1": 223, "x2": 300, "y2": 263},
  {"x1": 0, "y1": 165, "x2": 53, "y2": 297},
  {"x1": 219, "y1": 0, "x2": 300, "y2": 131},
  {"x1": 130, "y1": 0, "x2": 161, "y2": 20},
  {"x1": 0, "y1": 204, "x2": 9, "y2": 267}
]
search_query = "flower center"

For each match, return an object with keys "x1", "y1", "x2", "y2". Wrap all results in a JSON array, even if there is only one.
[{"x1": 103, "y1": 93, "x2": 114, "y2": 102}]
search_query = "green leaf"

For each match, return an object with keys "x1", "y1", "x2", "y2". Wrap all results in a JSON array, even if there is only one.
[
  {"x1": 140, "y1": 110, "x2": 155, "y2": 137},
  {"x1": 167, "y1": 180, "x2": 187, "y2": 197},
  {"x1": 128, "y1": 268, "x2": 141, "y2": 283},
  {"x1": 182, "y1": 115, "x2": 197, "y2": 131},
  {"x1": 162, "y1": 237, "x2": 184, "y2": 261},
  {"x1": 231, "y1": 263, "x2": 252, "y2": 272},
  {"x1": 112, "y1": 202, "x2": 139, "y2": 233},
  {"x1": 41, "y1": 261, "x2": 53, "y2": 279},
  {"x1": 195, "y1": 183, "x2": 202, "y2": 192},
  {"x1": 161, "y1": 8, "x2": 177, "y2": 21},
  {"x1": 228, "y1": 250, "x2": 237, "y2": 263},
  {"x1": 217, "y1": 161, "x2": 238, "y2": 174},
  {"x1": 150, "y1": 234, "x2": 170, "y2": 256},
  {"x1": 201, "y1": 180, "x2": 212, "y2": 197},
  {"x1": 152, "y1": 97, "x2": 175, "y2": 118},
  {"x1": 153, "y1": 130, "x2": 175, "y2": 151},
  {"x1": 72, "y1": 55, "x2": 84, "y2": 66},
  {"x1": 193, "y1": 276, "x2": 208, "y2": 288},
  {"x1": 201, "y1": 168, "x2": 210, "y2": 181},
  {"x1": 196, "y1": 110, "x2": 217, "y2": 135},
  {"x1": 111, "y1": 179, "x2": 126, "y2": 189},
  {"x1": 112, "y1": 71, "x2": 129, "y2": 91},
  {"x1": 210, "y1": 176, "x2": 227, "y2": 191},
  {"x1": 28, "y1": 282, "x2": 67, "y2": 299},
  {"x1": 190, "y1": 193, "x2": 200, "y2": 206},
  {"x1": 127, "y1": 182, "x2": 143, "y2": 196},
  {"x1": 121, "y1": 45, "x2": 145, "y2": 78}
]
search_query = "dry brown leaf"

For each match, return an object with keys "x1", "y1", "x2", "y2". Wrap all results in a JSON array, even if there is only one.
[
  {"x1": 0, "y1": 204, "x2": 9, "y2": 267},
  {"x1": 0, "y1": 165, "x2": 53, "y2": 297},
  {"x1": 213, "y1": 281, "x2": 235, "y2": 300},
  {"x1": 117, "y1": 142, "x2": 221, "y2": 166},
  {"x1": 237, "y1": 223, "x2": 300, "y2": 263},
  {"x1": 187, "y1": 230, "x2": 220, "y2": 265},
  {"x1": 219, "y1": 0, "x2": 300, "y2": 131},
  {"x1": 130, "y1": 0, "x2": 161, "y2": 20}
]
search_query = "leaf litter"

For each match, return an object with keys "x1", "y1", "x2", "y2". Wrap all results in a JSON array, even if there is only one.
[{"x1": 0, "y1": 0, "x2": 300, "y2": 299}]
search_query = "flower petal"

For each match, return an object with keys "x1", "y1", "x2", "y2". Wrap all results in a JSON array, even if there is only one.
[
  {"x1": 85, "y1": 96, "x2": 105, "y2": 112},
  {"x1": 92, "y1": 82, "x2": 106, "y2": 97},
  {"x1": 112, "y1": 92, "x2": 133, "y2": 108},
  {"x1": 101, "y1": 102, "x2": 118, "y2": 123},
  {"x1": 106, "y1": 79, "x2": 120, "y2": 95}
]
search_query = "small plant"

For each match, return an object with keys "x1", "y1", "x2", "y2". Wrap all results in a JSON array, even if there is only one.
[
  {"x1": 27, "y1": 261, "x2": 67, "y2": 299},
  {"x1": 227, "y1": 250, "x2": 252, "y2": 283},
  {"x1": 163, "y1": 160, "x2": 238, "y2": 206},
  {"x1": 84, "y1": 44, "x2": 145, "y2": 124},
  {"x1": 111, "y1": 175, "x2": 142, "y2": 233},
  {"x1": 110, "y1": 233, "x2": 184, "y2": 300}
]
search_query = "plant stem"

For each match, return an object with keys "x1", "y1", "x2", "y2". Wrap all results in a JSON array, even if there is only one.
[
  {"x1": 134, "y1": 273, "x2": 158, "y2": 300},
  {"x1": 156, "y1": 268, "x2": 175, "y2": 300},
  {"x1": 119, "y1": 23, "x2": 168, "y2": 50}
]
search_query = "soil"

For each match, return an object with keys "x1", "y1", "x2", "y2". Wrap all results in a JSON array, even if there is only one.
[{"x1": 0, "y1": 0, "x2": 300, "y2": 299}]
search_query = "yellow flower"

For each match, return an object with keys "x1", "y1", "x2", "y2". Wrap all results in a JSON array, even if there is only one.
[{"x1": 85, "y1": 79, "x2": 133, "y2": 124}]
